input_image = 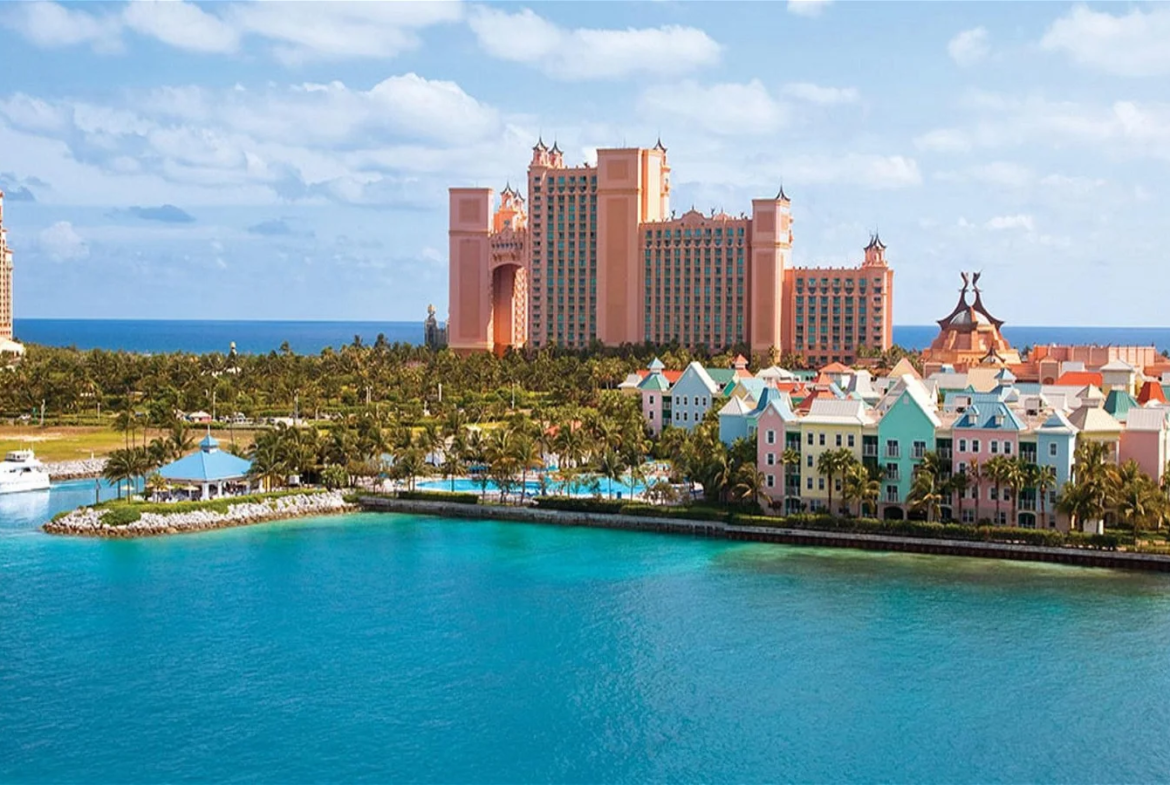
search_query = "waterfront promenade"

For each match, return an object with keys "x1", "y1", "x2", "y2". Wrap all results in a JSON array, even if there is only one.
[{"x1": 361, "y1": 495, "x2": 1170, "y2": 573}]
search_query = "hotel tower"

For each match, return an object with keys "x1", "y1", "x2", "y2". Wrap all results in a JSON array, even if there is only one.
[
  {"x1": 0, "y1": 190, "x2": 13, "y2": 342},
  {"x1": 447, "y1": 141, "x2": 893, "y2": 365}
]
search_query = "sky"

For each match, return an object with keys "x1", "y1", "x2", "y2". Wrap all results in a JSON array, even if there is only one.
[{"x1": 0, "y1": 1, "x2": 1168, "y2": 326}]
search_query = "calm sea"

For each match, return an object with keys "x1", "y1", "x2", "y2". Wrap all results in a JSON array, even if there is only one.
[
  {"x1": 13, "y1": 318, "x2": 1170, "y2": 355},
  {"x1": 3, "y1": 486, "x2": 1170, "y2": 783}
]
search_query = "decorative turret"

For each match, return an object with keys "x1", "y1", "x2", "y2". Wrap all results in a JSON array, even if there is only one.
[
  {"x1": 776, "y1": 183, "x2": 789, "y2": 203},
  {"x1": 531, "y1": 137, "x2": 550, "y2": 168},
  {"x1": 924, "y1": 271, "x2": 1020, "y2": 370},
  {"x1": 863, "y1": 231, "x2": 886, "y2": 266},
  {"x1": 968, "y1": 271, "x2": 1004, "y2": 329},
  {"x1": 549, "y1": 139, "x2": 564, "y2": 167},
  {"x1": 653, "y1": 137, "x2": 667, "y2": 154}
]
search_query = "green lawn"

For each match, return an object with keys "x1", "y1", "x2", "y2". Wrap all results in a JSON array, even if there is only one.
[{"x1": 0, "y1": 426, "x2": 258, "y2": 463}]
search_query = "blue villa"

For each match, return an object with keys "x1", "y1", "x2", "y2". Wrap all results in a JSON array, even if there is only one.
[{"x1": 158, "y1": 434, "x2": 253, "y2": 499}]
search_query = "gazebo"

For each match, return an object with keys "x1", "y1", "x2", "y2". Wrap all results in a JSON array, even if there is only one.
[{"x1": 157, "y1": 433, "x2": 252, "y2": 500}]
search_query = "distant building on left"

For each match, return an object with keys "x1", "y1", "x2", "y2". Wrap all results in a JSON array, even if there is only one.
[
  {"x1": 423, "y1": 304, "x2": 448, "y2": 350},
  {"x1": 0, "y1": 189, "x2": 24, "y2": 358}
]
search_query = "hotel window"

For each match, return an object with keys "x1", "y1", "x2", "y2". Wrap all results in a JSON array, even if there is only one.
[
  {"x1": 806, "y1": 455, "x2": 813, "y2": 468},
  {"x1": 807, "y1": 477, "x2": 813, "y2": 490},
  {"x1": 649, "y1": 395, "x2": 655, "y2": 405},
  {"x1": 766, "y1": 475, "x2": 774, "y2": 488},
  {"x1": 1005, "y1": 442, "x2": 1013, "y2": 455},
  {"x1": 766, "y1": 430, "x2": 776, "y2": 445},
  {"x1": 835, "y1": 434, "x2": 842, "y2": 447},
  {"x1": 972, "y1": 439, "x2": 981, "y2": 452},
  {"x1": 766, "y1": 453, "x2": 775, "y2": 466},
  {"x1": 818, "y1": 478, "x2": 825, "y2": 491},
  {"x1": 1049, "y1": 443, "x2": 1058, "y2": 458},
  {"x1": 807, "y1": 433, "x2": 813, "y2": 446},
  {"x1": 959, "y1": 439, "x2": 967, "y2": 452},
  {"x1": 991, "y1": 441, "x2": 999, "y2": 454},
  {"x1": 819, "y1": 433, "x2": 826, "y2": 446},
  {"x1": 848, "y1": 435, "x2": 855, "y2": 448}
]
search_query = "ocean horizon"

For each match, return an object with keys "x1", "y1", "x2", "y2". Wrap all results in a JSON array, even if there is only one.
[{"x1": 12, "y1": 318, "x2": 1170, "y2": 356}]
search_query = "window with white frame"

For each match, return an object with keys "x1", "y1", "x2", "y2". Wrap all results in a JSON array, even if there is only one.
[
  {"x1": 959, "y1": 439, "x2": 967, "y2": 452},
  {"x1": 766, "y1": 475, "x2": 774, "y2": 488},
  {"x1": 991, "y1": 441, "x2": 999, "y2": 454},
  {"x1": 766, "y1": 453, "x2": 775, "y2": 466},
  {"x1": 766, "y1": 430, "x2": 775, "y2": 445},
  {"x1": 1048, "y1": 443, "x2": 1058, "y2": 457}
]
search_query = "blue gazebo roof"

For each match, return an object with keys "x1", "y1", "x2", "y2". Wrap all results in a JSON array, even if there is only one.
[{"x1": 158, "y1": 436, "x2": 252, "y2": 483}]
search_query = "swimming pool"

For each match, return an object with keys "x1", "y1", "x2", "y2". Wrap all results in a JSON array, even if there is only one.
[{"x1": 416, "y1": 474, "x2": 651, "y2": 498}]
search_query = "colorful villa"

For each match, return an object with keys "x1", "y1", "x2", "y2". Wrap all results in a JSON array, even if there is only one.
[
  {"x1": 639, "y1": 273, "x2": 1170, "y2": 532},
  {"x1": 448, "y1": 140, "x2": 894, "y2": 363}
]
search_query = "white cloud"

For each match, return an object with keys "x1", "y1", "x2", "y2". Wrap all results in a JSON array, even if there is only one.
[
  {"x1": 39, "y1": 221, "x2": 89, "y2": 261},
  {"x1": 123, "y1": 0, "x2": 239, "y2": 54},
  {"x1": 936, "y1": 162, "x2": 1034, "y2": 189},
  {"x1": 781, "y1": 82, "x2": 859, "y2": 105},
  {"x1": 639, "y1": 80, "x2": 785, "y2": 135},
  {"x1": 468, "y1": 6, "x2": 721, "y2": 80},
  {"x1": 787, "y1": 0, "x2": 831, "y2": 17},
  {"x1": 948, "y1": 27, "x2": 989, "y2": 67},
  {"x1": 3, "y1": 0, "x2": 461, "y2": 63},
  {"x1": 1041, "y1": 5, "x2": 1170, "y2": 77},
  {"x1": 914, "y1": 128, "x2": 972, "y2": 153},
  {"x1": 227, "y1": 2, "x2": 462, "y2": 64},
  {"x1": 2, "y1": 1, "x2": 122, "y2": 52},
  {"x1": 785, "y1": 153, "x2": 922, "y2": 189},
  {"x1": 986, "y1": 214, "x2": 1034, "y2": 232}
]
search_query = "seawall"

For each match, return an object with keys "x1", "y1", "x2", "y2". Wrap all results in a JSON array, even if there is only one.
[
  {"x1": 45, "y1": 491, "x2": 353, "y2": 538},
  {"x1": 359, "y1": 496, "x2": 1170, "y2": 574}
]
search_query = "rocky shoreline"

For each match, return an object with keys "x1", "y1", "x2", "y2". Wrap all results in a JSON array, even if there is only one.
[
  {"x1": 45, "y1": 458, "x2": 108, "y2": 481},
  {"x1": 43, "y1": 491, "x2": 354, "y2": 539}
]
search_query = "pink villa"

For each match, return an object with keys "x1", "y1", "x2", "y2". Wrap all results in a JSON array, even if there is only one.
[
  {"x1": 448, "y1": 140, "x2": 893, "y2": 364},
  {"x1": 950, "y1": 402, "x2": 1026, "y2": 525},
  {"x1": 0, "y1": 190, "x2": 14, "y2": 343}
]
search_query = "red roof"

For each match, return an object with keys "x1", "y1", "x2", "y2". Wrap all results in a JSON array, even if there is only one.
[
  {"x1": 1056, "y1": 371, "x2": 1103, "y2": 388},
  {"x1": 819, "y1": 361, "x2": 853, "y2": 373},
  {"x1": 796, "y1": 388, "x2": 832, "y2": 414},
  {"x1": 636, "y1": 369, "x2": 683, "y2": 383},
  {"x1": 1137, "y1": 380, "x2": 1167, "y2": 405}
]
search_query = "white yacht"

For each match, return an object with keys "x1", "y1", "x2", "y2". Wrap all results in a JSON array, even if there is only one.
[{"x1": 0, "y1": 450, "x2": 51, "y2": 494}]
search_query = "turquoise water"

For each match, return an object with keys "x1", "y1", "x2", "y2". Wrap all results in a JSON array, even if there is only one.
[
  {"x1": 4, "y1": 486, "x2": 1170, "y2": 782},
  {"x1": 417, "y1": 475, "x2": 649, "y2": 497},
  {"x1": 14, "y1": 318, "x2": 1170, "y2": 354}
]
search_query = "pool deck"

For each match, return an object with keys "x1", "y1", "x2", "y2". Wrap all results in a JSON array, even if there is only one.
[{"x1": 358, "y1": 496, "x2": 1170, "y2": 574}]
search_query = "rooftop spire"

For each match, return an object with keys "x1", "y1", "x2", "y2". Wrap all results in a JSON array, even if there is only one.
[
  {"x1": 776, "y1": 182, "x2": 789, "y2": 202},
  {"x1": 532, "y1": 136, "x2": 547, "y2": 152},
  {"x1": 654, "y1": 136, "x2": 667, "y2": 153}
]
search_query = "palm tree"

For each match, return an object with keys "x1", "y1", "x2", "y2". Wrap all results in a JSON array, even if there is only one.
[
  {"x1": 626, "y1": 460, "x2": 648, "y2": 501},
  {"x1": 597, "y1": 447, "x2": 626, "y2": 500},
  {"x1": 842, "y1": 462, "x2": 867, "y2": 517},
  {"x1": 782, "y1": 447, "x2": 801, "y2": 514},
  {"x1": 102, "y1": 448, "x2": 136, "y2": 500},
  {"x1": 984, "y1": 456, "x2": 1010, "y2": 524},
  {"x1": 816, "y1": 448, "x2": 851, "y2": 516},
  {"x1": 732, "y1": 462, "x2": 767, "y2": 509},
  {"x1": 1005, "y1": 457, "x2": 1027, "y2": 527},
  {"x1": 509, "y1": 432, "x2": 544, "y2": 501},
  {"x1": 907, "y1": 468, "x2": 945, "y2": 523},
  {"x1": 918, "y1": 450, "x2": 944, "y2": 482},
  {"x1": 1035, "y1": 464, "x2": 1057, "y2": 530},
  {"x1": 967, "y1": 458, "x2": 983, "y2": 522},
  {"x1": 947, "y1": 470, "x2": 970, "y2": 523},
  {"x1": 1109, "y1": 463, "x2": 1163, "y2": 549}
]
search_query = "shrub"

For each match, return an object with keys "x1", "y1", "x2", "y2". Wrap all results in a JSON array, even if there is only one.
[
  {"x1": 619, "y1": 503, "x2": 732, "y2": 522},
  {"x1": 397, "y1": 490, "x2": 479, "y2": 505},
  {"x1": 101, "y1": 506, "x2": 142, "y2": 527},
  {"x1": 534, "y1": 496, "x2": 627, "y2": 514}
]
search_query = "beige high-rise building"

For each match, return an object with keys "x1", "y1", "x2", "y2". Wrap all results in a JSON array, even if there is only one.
[
  {"x1": 0, "y1": 190, "x2": 13, "y2": 343},
  {"x1": 447, "y1": 141, "x2": 893, "y2": 365}
]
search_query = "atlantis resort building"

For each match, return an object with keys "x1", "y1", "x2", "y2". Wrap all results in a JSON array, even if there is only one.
[
  {"x1": 448, "y1": 140, "x2": 893, "y2": 363},
  {"x1": 0, "y1": 189, "x2": 18, "y2": 353}
]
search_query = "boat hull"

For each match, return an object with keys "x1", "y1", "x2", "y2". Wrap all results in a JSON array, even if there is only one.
[{"x1": 0, "y1": 474, "x2": 51, "y2": 494}]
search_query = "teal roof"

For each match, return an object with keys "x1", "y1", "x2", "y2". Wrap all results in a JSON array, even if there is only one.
[
  {"x1": 952, "y1": 402, "x2": 1026, "y2": 431},
  {"x1": 637, "y1": 373, "x2": 671, "y2": 392},
  {"x1": 705, "y1": 368, "x2": 739, "y2": 386},
  {"x1": 1103, "y1": 389, "x2": 1138, "y2": 422},
  {"x1": 158, "y1": 443, "x2": 252, "y2": 483}
]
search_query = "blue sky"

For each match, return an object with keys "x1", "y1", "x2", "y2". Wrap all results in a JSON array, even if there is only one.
[{"x1": 1, "y1": 1, "x2": 1167, "y2": 326}]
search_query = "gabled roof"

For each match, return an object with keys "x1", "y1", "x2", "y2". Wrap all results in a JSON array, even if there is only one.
[
  {"x1": 819, "y1": 361, "x2": 853, "y2": 374},
  {"x1": 1103, "y1": 389, "x2": 1138, "y2": 422},
  {"x1": 887, "y1": 357, "x2": 920, "y2": 380},
  {"x1": 637, "y1": 373, "x2": 672, "y2": 392},
  {"x1": 718, "y1": 396, "x2": 754, "y2": 416},
  {"x1": 756, "y1": 365, "x2": 796, "y2": 381},
  {"x1": 1124, "y1": 407, "x2": 1170, "y2": 432},
  {"x1": 1137, "y1": 380, "x2": 1168, "y2": 405},
  {"x1": 898, "y1": 377, "x2": 943, "y2": 427},
  {"x1": 1038, "y1": 410, "x2": 1076, "y2": 435},
  {"x1": 952, "y1": 401, "x2": 1026, "y2": 431},
  {"x1": 675, "y1": 362, "x2": 722, "y2": 395},
  {"x1": 1056, "y1": 370, "x2": 1104, "y2": 388},
  {"x1": 757, "y1": 391, "x2": 798, "y2": 423},
  {"x1": 648, "y1": 357, "x2": 665, "y2": 372},
  {"x1": 728, "y1": 378, "x2": 767, "y2": 401},
  {"x1": 1067, "y1": 405, "x2": 1122, "y2": 434},
  {"x1": 1100, "y1": 359, "x2": 1136, "y2": 372},
  {"x1": 802, "y1": 398, "x2": 871, "y2": 425},
  {"x1": 705, "y1": 367, "x2": 739, "y2": 387}
]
